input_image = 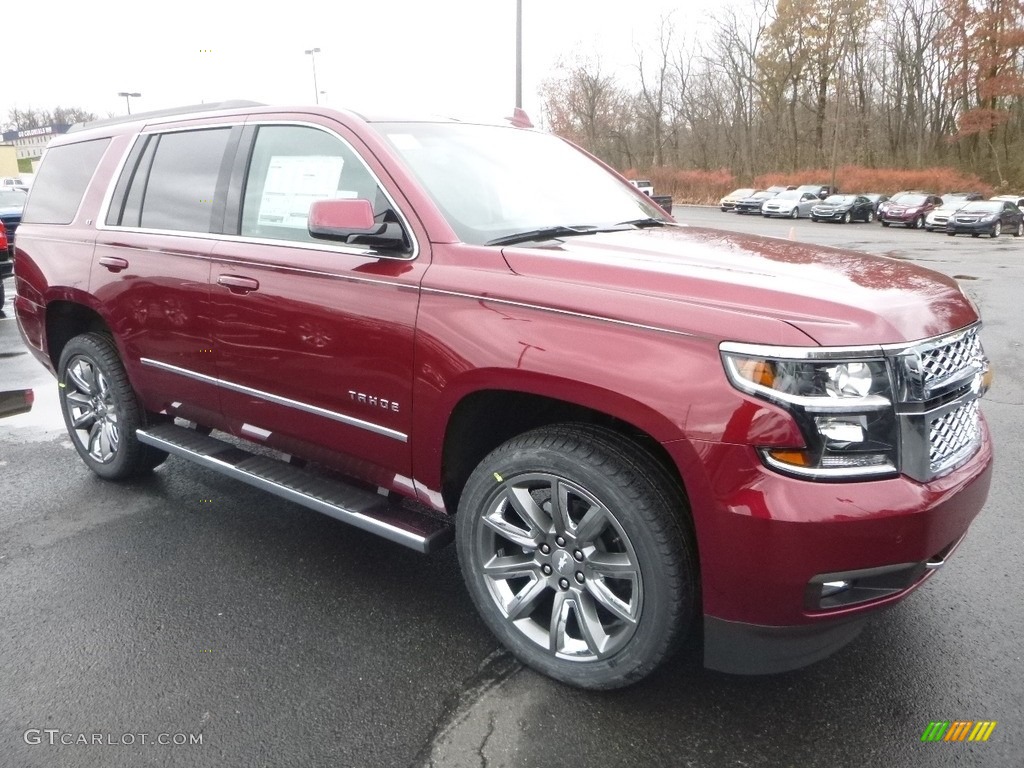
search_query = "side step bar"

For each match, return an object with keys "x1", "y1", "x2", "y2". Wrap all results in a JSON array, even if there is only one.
[{"x1": 137, "y1": 423, "x2": 453, "y2": 553}]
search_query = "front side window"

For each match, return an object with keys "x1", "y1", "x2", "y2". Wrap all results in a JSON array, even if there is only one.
[{"x1": 239, "y1": 125, "x2": 390, "y2": 244}]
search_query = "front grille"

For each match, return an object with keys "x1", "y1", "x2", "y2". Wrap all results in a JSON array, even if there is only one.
[
  {"x1": 929, "y1": 400, "x2": 981, "y2": 473},
  {"x1": 894, "y1": 326, "x2": 987, "y2": 481},
  {"x1": 919, "y1": 328, "x2": 982, "y2": 391}
]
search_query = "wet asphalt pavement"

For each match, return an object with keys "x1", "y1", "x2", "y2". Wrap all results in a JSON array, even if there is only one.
[{"x1": 0, "y1": 211, "x2": 1021, "y2": 767}]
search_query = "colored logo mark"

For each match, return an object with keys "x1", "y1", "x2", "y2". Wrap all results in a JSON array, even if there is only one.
[{"x1": 921, "y1": 721, "x2": 997, "y2": 742}]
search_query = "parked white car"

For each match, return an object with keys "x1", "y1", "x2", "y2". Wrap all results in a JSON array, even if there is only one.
[
  {"x1": 925, "y1": 202, "x2": 971, "y2": 232},
  {"x1": 761, "y1": 190, "x2": 819, "y2": 219}
]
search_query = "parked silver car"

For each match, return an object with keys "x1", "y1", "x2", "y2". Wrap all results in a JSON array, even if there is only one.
[{"x1": 761, "y1": 190, "x2": 820, "y2": 219}]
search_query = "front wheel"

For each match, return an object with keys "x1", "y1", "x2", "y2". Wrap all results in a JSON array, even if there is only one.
[
  {"x1": 58, "y1": 332, "x2": 168, "y2": 479},
  {"x1": 913, "y1": 215, "x2": 924, "y2": 229},
  {"x1": 456, "y1": 425, "x2": 697, "y2": 690},
  {"x1": 991, "y1": 222, "x2": 1001, "y2": 238},
  {"x1": 842, "y1": 211, "x2": 852, "y2": 224},
  {"x1": 1015, "y1": 221, "x2": 1023, "y2": 237},
  {"x1": 881, "y1": 221, "x2": 890, "y2": 227},
  {"x1": 790, "y1": 207, "x2": 799, "y2": 220}
]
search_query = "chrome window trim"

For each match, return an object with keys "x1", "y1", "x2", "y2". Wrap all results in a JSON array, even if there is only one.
[
  {"x1": 97, "y1": 119, "x2": 419, "y2": 262},
  {"x1": 140, "y1": 358, "x2": 407, "y2": 443}
]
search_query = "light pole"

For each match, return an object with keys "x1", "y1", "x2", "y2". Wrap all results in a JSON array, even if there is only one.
[
  {"x1": 319, "y1": 90, "x2": 328, "y2": 105},
  {"x1": 118, "y1": 92, "x2": 141, "y2": 115},
  {"x1": 304, "y1": 48, "x2": 321, "y2": 104},
  {"x1": 515, "y1": 0, "x2": 522, "y2": 109}
]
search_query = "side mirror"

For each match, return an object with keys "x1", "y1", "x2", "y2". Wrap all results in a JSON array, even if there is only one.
[{"x1": 308, "y1": 199, "x2": 408, "y2": 252}]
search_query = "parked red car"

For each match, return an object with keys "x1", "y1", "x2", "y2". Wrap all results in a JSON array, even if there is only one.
[
  {"x1": 879, "y1": 192, "x2": 943, "y2": 228},
  {"x1": 13, "y1": 103, "x2": 993, "y2": 689}
]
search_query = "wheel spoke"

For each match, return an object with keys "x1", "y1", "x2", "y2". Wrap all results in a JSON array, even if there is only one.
[
  {"x1": 102, "y1": 418, "x2": 120, "y2": 453},
  {"x1": 68, "y1": 360, "x2": 95, "y2": 395},
  {"x1": 483, "y1": 553, "x2": 540, "y2": 580},
  {"x1": 587, "y1": 552, "x2": 636, "y2": 578},
  {"x1": 574, "y1": 591, "x2": 612, "y2": 656},
  {"x1": 505, "y1": 576, "x2": 548, "y2": 620},
  {"x1": 573, "y1": 503, "x2": 609, "y2": 543},
  {"x1": 87, "y1": 421, "x2": 105, "y2": 460},
  {"x1": 586, "y1": 578, "x2": 639, "y2": 625},
  {"x1": 505, "y1": 484, "x2": 552, "y2": 538},
  {"x1": 550, "y1": 479, "x2": 573, "y2": 536},
  {"x1": 482, "y1": 507, "x2": 542, "y2": 550},
  {"x1": 70, "y1": 405, "x2": 97, "y2": 429},
  {"x1": 549, "y1": 589, "x2": 572, "y2": 653}
]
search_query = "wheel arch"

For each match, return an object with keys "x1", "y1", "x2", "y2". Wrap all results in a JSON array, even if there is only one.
[
  {"x1": 432, "y1": 378, "x2": 690, "y2": 520},
  {"x1": 45, "y1": 299, "x2": 113, "y2": 370}
]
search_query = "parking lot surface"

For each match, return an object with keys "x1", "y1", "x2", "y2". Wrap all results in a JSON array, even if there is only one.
[{"x1": 1, "y1": 210, "x2": 1021, "y2": 766}]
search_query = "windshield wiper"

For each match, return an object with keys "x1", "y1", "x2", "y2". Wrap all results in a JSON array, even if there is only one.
[
  {"x1": 486, "y1": 225, "x2": 600, "y2": 247},
  {"x1": 614, "y1": 217, "x2": 666, "y2": 229}
]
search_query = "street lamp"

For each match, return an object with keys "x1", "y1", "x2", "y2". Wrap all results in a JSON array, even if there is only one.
[
  {"x1": 118, "y1": 92, "x2": 141, "y2": 115},
  {"x1": 304, "y1": 48, "x2": 321, "y2": 104}
]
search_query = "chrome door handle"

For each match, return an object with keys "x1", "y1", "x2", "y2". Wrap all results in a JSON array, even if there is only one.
[
  {"x1": 217, "y1": 275, "x2": 260, "y2": 294},
  {"x1": 98, "y1": 256, "x2": 129, "y2": 272}
]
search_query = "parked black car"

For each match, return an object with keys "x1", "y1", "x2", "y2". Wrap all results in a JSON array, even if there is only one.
[
  {"x1": 946, "y1": 200, "x2": 1024, "y2": 238},
  {"x1": 863, "y1": 193, "x2": 889, "y2": 212},
  {"x1": 734, "y1": 190, "x2": 779, "y2": 214},
  {"x1": 810, "y1": 194, "x2": 876, "y2": 223}
]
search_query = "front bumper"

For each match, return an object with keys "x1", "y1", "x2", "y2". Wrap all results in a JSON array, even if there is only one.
[
  {"x1": 812, "y1": 210, "x2": 848, "y2": 220},
  {"x1": 947, "y1": 222, "x2": 997, "y2": 235},
  {"x1": 663, "y1": 418, "x2": 993, "y2": 674}
]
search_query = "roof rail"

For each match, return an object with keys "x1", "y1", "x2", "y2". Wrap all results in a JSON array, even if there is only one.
[{"x1": 67, "y1": 100, "x2": 266, "y2": 133}]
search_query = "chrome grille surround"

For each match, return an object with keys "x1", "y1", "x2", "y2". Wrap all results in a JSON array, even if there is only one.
[{"x1": 886, "y1": 324, "x2": 988, "y2": 482}]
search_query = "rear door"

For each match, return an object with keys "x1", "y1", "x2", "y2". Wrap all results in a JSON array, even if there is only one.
[
  {"x1": 96, "y1": 121, "x2": 241, "y2": 426},
  {"x1": 208, "y1": 119, "x2": 427, "y2": 485}
]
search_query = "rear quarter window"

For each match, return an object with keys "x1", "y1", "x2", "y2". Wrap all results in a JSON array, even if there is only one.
[{"x1": 21, "y1": 139, "x2": 110, "y2": 225}]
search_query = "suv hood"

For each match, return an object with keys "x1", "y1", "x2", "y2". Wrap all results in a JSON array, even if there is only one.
[{"x1": 500, "y1": 225, "x2": 977, "y2": 347}]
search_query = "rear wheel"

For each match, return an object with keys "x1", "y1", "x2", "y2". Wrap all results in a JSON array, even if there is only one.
[
  {"x1": 456, "y1": 425, "x2": 697, "y2": 690},
  {"x1": 866, "y1": 210, "x2": 875, "y2": 223},
  {"x1": 58, "y1": 333, "x2": 168, "y2": 480}
]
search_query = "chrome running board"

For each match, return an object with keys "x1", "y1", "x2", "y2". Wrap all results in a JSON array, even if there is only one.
[{"x1": 137, "y1": 423, "x2": 452, "y2": 553}]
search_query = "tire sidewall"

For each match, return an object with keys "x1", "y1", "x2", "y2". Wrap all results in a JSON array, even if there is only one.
[{"x1": 455, "y1": 432, "x2": 693, "y2": 689}]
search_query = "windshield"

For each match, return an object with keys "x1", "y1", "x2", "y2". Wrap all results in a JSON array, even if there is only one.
[
  {"x1": 899, "y1": 194, "x2": 927, "y2": 206},
  {"x1": 373, "y1": 122, "x2": 667, "y2": 245},
  {"x1": 821, "y1": 195, "x2": 851, "y2": 204},
  {"x1": 729, "y1": 188, "x2": 754, "y2": 197},
  {"x1": 961, "y1": 201, "x2": 1001, "y2": 213},
  {"x1": 750, "y1": 191, "x2": 775, "y2": 199},
  {"x1": 774, "y1": 190, "x2": 800, "y2": 200}
]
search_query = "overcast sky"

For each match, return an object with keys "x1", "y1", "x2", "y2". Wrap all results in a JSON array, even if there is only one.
[{"x1": 3, "y1": 0, "x2": 704, "y2": 128}]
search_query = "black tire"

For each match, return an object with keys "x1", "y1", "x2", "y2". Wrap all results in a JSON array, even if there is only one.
[
  {"x1": 1015, "y1": 221, "x2": 1023, "y2": 237},
  {"x1": 455, "y1": 424, "x2": 697, "y2": 690},
  {"x1": 57, "y1": 332, "x2": 168, "y2": 480},
  {"x1": 790, "y1": 207, "x2": 799, "y2": 220},
  {"x1": 947, "y1": 231, "x2": 956, "y2": 236},
  {"x1": 811, "y1": 216, "x2": 818, "y2": 222},
  {"x1": 913, "y1": 215, "x2": 924, "y2": 229},
  {"x1": 842, "y1": 211, "x2": 852, "y2": 224},
  {"x1": 972, "y1": 233, "x2": 980, "y2": 238},
  {"x1": 991, "y1": 222, "x2": 1001, "y2": 238},
  {"x1": 881, "y1": 221, "x2": 890, "y2": 227},
  {"x1": 866, "y1": 210, "x2": 875, "y2": 223}
]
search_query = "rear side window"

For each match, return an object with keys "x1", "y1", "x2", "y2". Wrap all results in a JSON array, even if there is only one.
[
  {"x1": 138, "y1": 129, "x2": 231, "y2": 232},
  {"x1": 22, "y1": 139, "x2": 110, "y2": 225}
]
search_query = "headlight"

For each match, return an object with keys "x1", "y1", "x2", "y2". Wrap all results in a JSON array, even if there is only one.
[{"x1": 721, "y1": 343, "x2": 898, "y2": 480}]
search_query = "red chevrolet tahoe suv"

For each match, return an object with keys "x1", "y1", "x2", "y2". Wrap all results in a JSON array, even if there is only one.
[{"x1": 13, "y1": 102, "x2": 993, "y2": 689}]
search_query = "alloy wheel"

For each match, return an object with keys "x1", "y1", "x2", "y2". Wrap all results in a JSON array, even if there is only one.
[{"x1": 63, "y1": 355, "x2": 121, "y2": 463}]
